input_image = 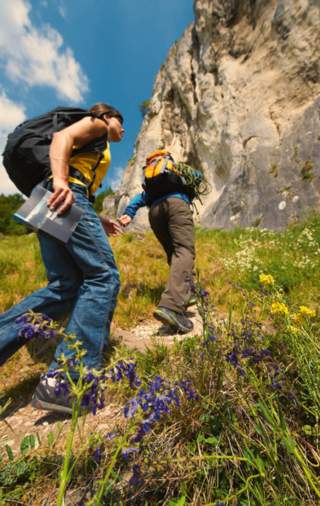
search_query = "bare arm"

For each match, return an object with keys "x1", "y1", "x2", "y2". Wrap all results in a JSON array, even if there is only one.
[
  {"x1": 100, "y1": 216, "x2": 123, "y2": 236},
  {"x1": 48, "y1": 116, "x2": 109, "y2": 214}
]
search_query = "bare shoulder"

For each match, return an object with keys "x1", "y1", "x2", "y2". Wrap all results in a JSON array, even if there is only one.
[{"x1": 56, "y1": 116, "x2": 108, "y2": 146}]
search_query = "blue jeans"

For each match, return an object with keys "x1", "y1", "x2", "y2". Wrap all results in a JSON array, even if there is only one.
[{"x1": 0, "y1": 185, "x2": 120, "y2": 372}]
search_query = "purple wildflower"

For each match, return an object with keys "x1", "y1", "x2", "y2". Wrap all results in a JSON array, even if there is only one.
[
  {"x1": 227, "y1": 343, "x2": 271, "y2": 377},
  {"x1": 81, "y1": 370, "x2": 106, "y2": 415},
  {"x1": 149, "y1": 375, "x2": 164, "y2": 394},
  {"x1": 92, "y1": 447, "x2": 102, "y2": 464},
  {"x1": 18, "y1": 323, "x2": 38, "y2": 341},
  {"x1": 46, "y1": 370, "x2": 59, "y2": 379},
  {"x1": 47, "y1": 328, "x2": 58, "y2": 339},
  {"x1": 109, "y1": 361, "x2": 141, "y2": 389},
  {"x1": 124, "y1": 398, "x2": 139, "y2": 418},
  {"x1": 270, "y1": 365, "x2": 284, "y2": 390},
  {"x1": 125, "y1": 375, "x2": 198, "y2": 443},
  {"x1": 178, "y1": 380, "x2": 199, "y2": 400},
  {"x1": 46, "y1": 367, "x2": 106, "y2": 415},
  {"x1": 16, "y1": 312, "x2": 56, "y2": 341},
  {"x1": 226, "y1": 350, "x2": 239, "y2": 368},
  {"x1": 54, "y1": 381, "x2": 69, "y2": 397},
  {"x1": 15, "y1": 314, "x2": 30, "y2": 325},
  {"x1": 241, "y1": 348, "x2": 255, "y2": 358},
  {"x1": 204, "y1": 332, "x2": 217, "y2": 346},
  {"x1": 226, "y1": 349, "x2": 245, "y2": 376},
  {"x1": 67, "y1": 357, "x2": 77, "y2": 369},
  {"x1": 45, "y1": 370, "x2": 70, "y2": 397},
  {"x1": 128, "y1": 464, "x2": 143, "y2": 487},
  {"x1": 105, "y1": 431, "x2": 117, "y2": 441},
  {"x1": 121, "y1": 447, "x2": 140, "y2": 461},
  {"x1": 240, "y1": 347, "x2": 271, "y2": 366}
]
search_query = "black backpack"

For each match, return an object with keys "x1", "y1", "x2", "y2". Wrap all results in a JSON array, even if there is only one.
[{"x1": 2, "y1": 107, "x2": 106, "y2": 196}]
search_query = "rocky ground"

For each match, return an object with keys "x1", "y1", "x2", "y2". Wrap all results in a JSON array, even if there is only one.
[{"x1": 0, "y1": 307, "x2": 202, "y2": 456}]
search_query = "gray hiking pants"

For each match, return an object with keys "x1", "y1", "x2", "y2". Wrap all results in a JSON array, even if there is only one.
[{"x1": 149, "y1": 197, "x2": 195, "y2": 313}]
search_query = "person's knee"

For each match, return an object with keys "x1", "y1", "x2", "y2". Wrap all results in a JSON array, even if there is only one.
[
  {"x1": 49, "y1": 275, "x2": 82, "y2": 298},
  {"x1": 89, "y1": 265, "x2": 120, "y2": 295},
  {"x1": 173, "y1": 244, "x2": 194, "y2": 261}
]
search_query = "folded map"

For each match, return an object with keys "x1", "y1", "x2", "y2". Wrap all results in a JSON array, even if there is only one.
[{"x1": 13, "y1": 185, "x2": 85, "y2": 243}]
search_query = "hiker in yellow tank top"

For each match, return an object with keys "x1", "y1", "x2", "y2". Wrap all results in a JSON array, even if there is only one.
[
  {"x1": 69, "y1": 144, "x2": 111, "y2": 194},
  {"x1": 0, "y1": 102, "x2": 126, "y2": 415}
]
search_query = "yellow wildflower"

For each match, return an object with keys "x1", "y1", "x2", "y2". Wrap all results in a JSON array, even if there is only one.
[
  {"x1": 271, "y1": 301, "x2": 289, "y2": 316},
  {"x1": 288, "y1": 325, "x2": 300, "y2": 334},
  {"x1": 291, "y1": 313, "x2": 302, "y2": 324},
  {"x1": 299, "y1": 306, "x2": 316, "y2": 318},
  {"x1": 259, "y1": 273, "x2": 275, "y2": 287}
]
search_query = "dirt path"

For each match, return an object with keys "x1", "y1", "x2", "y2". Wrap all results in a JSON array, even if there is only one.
[
  {"x1": 113, "y1": 306, "x2": 202, "y2": 350},
  {"x1": 0, "y1": 308, "x2": 202, "y2": 456}
]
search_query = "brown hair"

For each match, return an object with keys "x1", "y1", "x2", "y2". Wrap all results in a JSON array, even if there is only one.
[{"x1": 89, "y1": 103, "x2": 123, "y2": 124}]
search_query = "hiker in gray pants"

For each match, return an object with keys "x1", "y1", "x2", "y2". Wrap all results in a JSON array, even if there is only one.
[
  {"x1": 149, "y1": 198, "x2": 195, "y2": 313},
  {"x1": 119, "y1": 150, "x2": 197, "y2": 334}
]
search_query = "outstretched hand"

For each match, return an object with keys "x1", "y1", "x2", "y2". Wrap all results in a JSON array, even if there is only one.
[
  {"x1": 48, "y1": 179, "x2": 75, "y2": 215},
  {"x1": 118, "y1": 214, "x2": 132, "y2": 227},
  {"x1": 100, "y1": 216, "x2": 123, "y2": 236}
]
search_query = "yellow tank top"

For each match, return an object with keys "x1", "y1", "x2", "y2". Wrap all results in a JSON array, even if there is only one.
[{"x1": 69, "y1": 143, "x2": 111, "y2": 194}]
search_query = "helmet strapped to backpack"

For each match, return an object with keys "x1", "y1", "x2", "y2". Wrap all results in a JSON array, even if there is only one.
[{"x1": 2, "y1": 107, "x2": 107, "y2": 196}]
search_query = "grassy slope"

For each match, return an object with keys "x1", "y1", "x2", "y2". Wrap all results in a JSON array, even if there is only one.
[
  {"x1": 2, "y1": 217, "x2": 318, "y2": 326},
  {"x1": 1, "y1": 216, "x2": 320, "y2": 504}
]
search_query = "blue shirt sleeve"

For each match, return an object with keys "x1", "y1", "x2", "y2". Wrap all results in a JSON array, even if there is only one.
[{"x1": 123, "y1": 192, "x2": 147, "y2": 219}]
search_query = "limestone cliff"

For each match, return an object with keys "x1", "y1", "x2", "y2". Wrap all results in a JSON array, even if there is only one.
[{"x1": 114, "y1": 0, "x2": 320, "y2": 229}]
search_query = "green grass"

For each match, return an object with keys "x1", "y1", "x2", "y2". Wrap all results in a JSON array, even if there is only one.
[
  {"x1": 1, "y1": 215, "x2": 320, "y2": 504},
  {"x1": 0, "y1": 234, "x2": 46, "y2": 312},
  {"x1": 2, "y1": 215, "x2": 320, "y2": 325}
]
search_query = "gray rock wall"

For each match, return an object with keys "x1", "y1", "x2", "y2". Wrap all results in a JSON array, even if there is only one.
[{"x1": 115, "y1": 0, "x2": 320, "y2": 229}]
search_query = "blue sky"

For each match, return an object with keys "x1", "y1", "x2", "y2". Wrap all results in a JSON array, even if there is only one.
[{"x1": 0, "y1": 0, "x2": 194, "y2": 194}]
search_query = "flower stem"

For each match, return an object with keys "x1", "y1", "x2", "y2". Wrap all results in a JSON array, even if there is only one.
[
  {"x1": 56, "y1": 398, "x2": 81, "y2": 506},
  {"x1": 88, "y1": 436, "x2": 126, "y2": 505}
]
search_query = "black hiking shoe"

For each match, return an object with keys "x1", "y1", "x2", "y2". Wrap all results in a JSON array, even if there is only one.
[
  {"x1": 154, "y1": 306, "x2": 193, "y2": 334},
  {"x1": 31, "y1": 375, "x2": 74, "y2": 415}
]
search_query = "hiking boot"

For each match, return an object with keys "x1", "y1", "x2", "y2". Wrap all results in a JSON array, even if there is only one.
[
  {"x1": 154, "y1": 306, "x2": 193, "y2": 334},
  {"x1": 31, "y1": 375, "x2": 74, "y2": 415},
  {"x1": 184, "y1": 295, "x2": 197, "y2": 309}
]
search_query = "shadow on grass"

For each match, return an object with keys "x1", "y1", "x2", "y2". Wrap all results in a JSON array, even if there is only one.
[
  {"x1": 0, "y1": 373, "x2": 41, "y2": 419},
  {"x1": 157, "y1": 323, "x2": 181, "y2": 336},
  {"x1": 25, "y1": 338, "x2": 58, "y2": 366},
  {"x1": 121, "y1": 282, "x2": 164, "y2": 304},
  {"x1": 34, "y1": 411, "x2": 70, "y2": 425},
  {"x1": 137, "y1": 283, "x2": 164, "y2": 303}
]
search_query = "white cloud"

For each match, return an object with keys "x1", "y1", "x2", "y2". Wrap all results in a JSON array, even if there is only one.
[
  {"x1": 107, "y1": 166, "x2": 125, "y2": 191},
  {"x1": 0, "y1": 91, "x2": 26, "y2": 194},
  {"x1": 0, "y1": 171, "x2": 20, "y2": 195},
  {"x1": 57, "y1": 2, "x2": 67, "y2": 19},
  {"x1": 0, "y1": 0, "x2": 88, "y2": 102}
]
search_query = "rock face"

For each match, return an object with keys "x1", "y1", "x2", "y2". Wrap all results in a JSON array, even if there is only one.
[{"x1": 116, "y1": 0, "x2": 320, "y2": 229}]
